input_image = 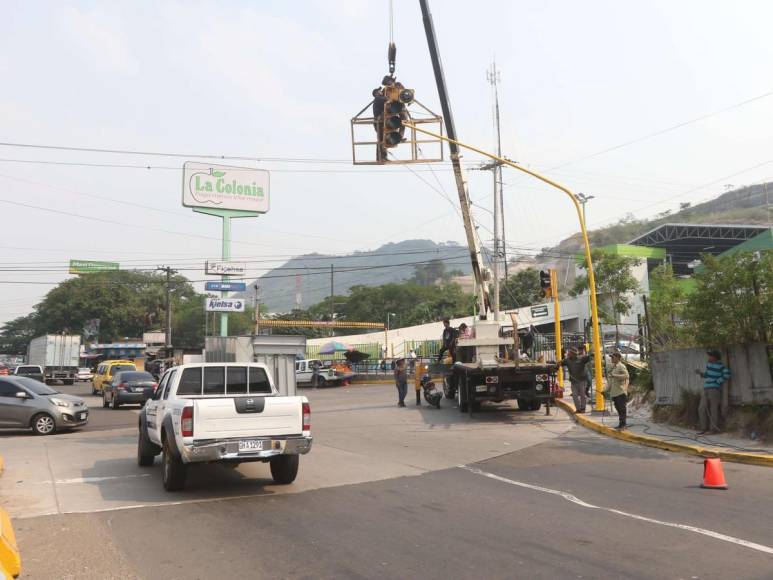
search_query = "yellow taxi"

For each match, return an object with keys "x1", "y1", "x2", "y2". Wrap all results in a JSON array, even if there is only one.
[{"x1": 92, "y1": 360, "x2": 137, "y2": 395}]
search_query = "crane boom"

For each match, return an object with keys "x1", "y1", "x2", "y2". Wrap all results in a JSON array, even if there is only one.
[{"x1": 419, "y1": 0, "x2": 491, "y2": 319}]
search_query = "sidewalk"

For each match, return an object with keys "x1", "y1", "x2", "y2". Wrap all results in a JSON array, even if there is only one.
[{"x1": 556, "y1": 388, "x2": 773, "y2": 468}]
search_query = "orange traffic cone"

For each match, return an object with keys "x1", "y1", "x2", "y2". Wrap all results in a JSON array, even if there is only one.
[{"x1": 701, "y1": 457, "x2": 728, "y2": 490}]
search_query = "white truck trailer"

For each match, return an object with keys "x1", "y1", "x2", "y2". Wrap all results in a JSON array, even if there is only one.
[{"x1": 27, "y1": 334, "x2": 81, "y2": 385}]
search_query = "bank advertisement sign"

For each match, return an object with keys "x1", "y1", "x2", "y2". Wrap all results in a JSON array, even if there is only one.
[
  {"x1": 69, "y1": 260, "x2": 119, "y2": 274},
  {"x1": 183, "y1": 162, "x2": 269, "y2": 213},
  {"x1": 205, "y1": 261, "x2": 246, "y2": 276},
  {"x1": 205, "y1": 297, "x2": 245, "y2": 312}
]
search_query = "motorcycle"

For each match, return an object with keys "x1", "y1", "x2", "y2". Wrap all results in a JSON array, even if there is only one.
[{"x1": 421, "y1": 374, "x2": 442, "y2": 408}]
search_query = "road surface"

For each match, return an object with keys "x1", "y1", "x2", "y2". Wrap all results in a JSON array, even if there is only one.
[{"x1": 3, "y1": 384, "x2": 771, "y2": 579}]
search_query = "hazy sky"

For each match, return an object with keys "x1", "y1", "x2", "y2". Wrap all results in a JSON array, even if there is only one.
[{"x1": 2, "y1": 0, "x2": 772, "y2": 324}]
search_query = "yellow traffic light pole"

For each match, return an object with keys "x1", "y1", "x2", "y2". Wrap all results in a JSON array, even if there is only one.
[
  {"x1": 550, "y1": 269, "x2": 564, "y2": 387},
  {"x1": 404, "y1": 122, "x2": 605, "y2": 411}
]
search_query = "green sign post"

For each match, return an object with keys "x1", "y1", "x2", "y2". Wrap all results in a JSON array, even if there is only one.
[{"x1": 183, "y1": 162, "x2": 269, "y2": 337}]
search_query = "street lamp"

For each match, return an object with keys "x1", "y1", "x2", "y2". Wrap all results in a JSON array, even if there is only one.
[{"x1": 576, "y1": 193, "x2": 595, "y2": 226}]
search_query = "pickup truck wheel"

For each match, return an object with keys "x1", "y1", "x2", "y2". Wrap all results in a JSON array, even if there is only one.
[
  {"x1": 137, "y1": 423, "x2": 159, "y2": 467},
  {"x1": 162, "y1": 436, "x2": 187, "y2": 491},
  {"x1": 315, "y1": 376, "x2": 327, "y2": 388},
  {"x1": 270, "y1": 455, "x2": 299, "y2": 484}
]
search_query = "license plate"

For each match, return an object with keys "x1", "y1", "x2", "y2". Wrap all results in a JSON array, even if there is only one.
[
  {"x1": 476, "y1": 385, "x2": 488, "y2": 392},
  {"x1": 78, "y1": 412, "x2": 88, "y2": 420},
  {"x1": 238, "y1": 440, "x2": 264, "y2": 453}
]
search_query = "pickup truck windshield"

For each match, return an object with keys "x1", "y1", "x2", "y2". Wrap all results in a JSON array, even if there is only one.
[{"x1": 176, "y1": 366, "x2": 272, "y2": 395}]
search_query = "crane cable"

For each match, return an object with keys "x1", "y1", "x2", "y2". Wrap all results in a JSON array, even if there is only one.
[{"x1": 388, "y1": 0, "x2": 396, "y2": 75}]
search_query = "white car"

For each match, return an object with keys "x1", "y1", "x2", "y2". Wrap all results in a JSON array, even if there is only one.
[
  {"x1": 138, "y1": 362, "x2": 312, "y2": 491},
  {"x1": 77, "y1": 367, "x2": 94, "y2": 381}
]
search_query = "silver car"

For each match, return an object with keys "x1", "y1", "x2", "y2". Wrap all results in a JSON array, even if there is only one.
[{"x1": 0, "y1": 376, "x2": 89, "y2": 435}]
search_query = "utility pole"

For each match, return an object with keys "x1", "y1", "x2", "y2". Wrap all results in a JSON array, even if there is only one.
[
  {"x1": 157, "y1": 266, "x2": 176, "y2": 351},
  {"x1": 486, "y1": 60, "x2": 508, "y2": 280}
]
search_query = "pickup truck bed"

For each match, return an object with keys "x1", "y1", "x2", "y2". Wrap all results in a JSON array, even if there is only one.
[{"x1": 138, "y1": 362, "x2": 312, "y2": 491}]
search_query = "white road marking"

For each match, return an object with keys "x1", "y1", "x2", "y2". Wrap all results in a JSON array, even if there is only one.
[
  {"x1": 22, "y1": 474, "x2": 151, "y2": 485},
  {"x1": 459, "y1": 465, "x2": 773, "y2": 556}
]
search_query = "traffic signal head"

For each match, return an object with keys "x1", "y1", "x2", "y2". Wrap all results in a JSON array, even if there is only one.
[
  {"x1": 382, "y1": 84, "x2": 413, "y2": 148},
  {"x1": 539, "y1": 270, "x2": 552, "y2": 298}
]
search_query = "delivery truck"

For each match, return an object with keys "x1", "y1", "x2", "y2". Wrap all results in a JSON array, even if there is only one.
[{"x1": 27, "y1": 334, "x2": 81, "y2": 385}]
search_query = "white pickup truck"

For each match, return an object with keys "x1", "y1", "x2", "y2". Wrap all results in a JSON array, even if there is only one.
[
  {"x1": 137, "y1": 362, "x2": 312, "y2": 491},
  {"x1": 296, "y1": 359, "x2": 343, "y2": 387}
]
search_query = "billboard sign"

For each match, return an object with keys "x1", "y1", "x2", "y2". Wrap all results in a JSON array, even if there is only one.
[
  {"x1": 205, "y1": 261, "x2": 246, "y2": 276},
  {"x1": 69, "y1": 260, "x2": 119, "y2": 274},
  {"x1": 205, "y1": 297, "x2": 245, "y2": 312},
  {"x1": 205, "y1": 281, "x2": 247, "y2": 292},
  {"x1": 183, "y1": 162, "x2": 269, "y2": 213}
]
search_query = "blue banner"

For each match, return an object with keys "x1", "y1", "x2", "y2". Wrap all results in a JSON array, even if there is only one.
[{"x1": 205, "y1": 281, "x2": 247, "y2": 292}]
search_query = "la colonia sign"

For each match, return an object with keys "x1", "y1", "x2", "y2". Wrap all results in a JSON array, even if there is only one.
[{"x1": 183, "y1": 161, "x2": 270, "y2": 213}]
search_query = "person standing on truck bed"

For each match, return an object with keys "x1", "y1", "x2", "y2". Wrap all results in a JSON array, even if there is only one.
[
  {"x1": 560, "y1": 347, "x2": 592, "y2": 413},
  {"x1": 394, "y1": 358, "x2": 408, "y2": 407},
  {"x1": 436, "y1": 319, "x2": 458, "y2": 363}
]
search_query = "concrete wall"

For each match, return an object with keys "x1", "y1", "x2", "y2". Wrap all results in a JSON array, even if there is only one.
[{"x1": 651, "y1": 342, "x2": 773, "y2": 405}]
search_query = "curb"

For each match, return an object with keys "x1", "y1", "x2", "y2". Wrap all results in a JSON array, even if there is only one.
[{"x1": 555, "y1": 399, "x2": 773, "y2": 468}]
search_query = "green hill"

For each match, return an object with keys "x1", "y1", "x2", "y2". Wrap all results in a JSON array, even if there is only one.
[{"x1": 553, "y1": 181, "x2": 772, "y2": 254}]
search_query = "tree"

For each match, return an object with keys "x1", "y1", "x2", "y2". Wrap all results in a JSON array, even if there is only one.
[
  {"x1": 571, "y1": 249, "x2": 641, "y2": 342},
  {"x1": 647, "y1": 264, "x2": 687, "y2": 351},
  {"x1": 499, "y1": 268, "x2": 543, "y2": 310},
  {"x1": 2, "y1": 271, "x2": 199, "y2": 347},
  {"x1": 684, "y1": 252, "x2": 772, "y2": 347},
  {"x1": 411, "y1": 259, "x2": 446, "y2": 286},
  {"x1": 0, "y1": 313, "x2": 41, "y2": 355}
]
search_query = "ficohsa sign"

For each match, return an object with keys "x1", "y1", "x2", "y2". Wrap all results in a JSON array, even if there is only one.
[
  {"x1": 183, "y1": 162, "x2": 269, "y2": 213},
  {"x1": 205, "y1": 298, "x2": 245, "y2": 312}
]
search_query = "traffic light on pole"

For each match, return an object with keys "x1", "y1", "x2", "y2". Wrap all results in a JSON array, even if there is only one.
[
  {"x1": 540, "y1": 269, "x2": 552, "y2": 298},
  {"x1": 382, "y1": 85, "x2": 414, "y2": 148}
]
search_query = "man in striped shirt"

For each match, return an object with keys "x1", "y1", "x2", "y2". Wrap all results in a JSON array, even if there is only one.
[{"x1": 695, "y1": 350, "x2": 731, "y2": 434}]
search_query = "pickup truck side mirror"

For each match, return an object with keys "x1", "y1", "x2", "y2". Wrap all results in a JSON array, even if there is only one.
[{"x1": 15, "y1": 391, "x2": 29, "y2": 399}]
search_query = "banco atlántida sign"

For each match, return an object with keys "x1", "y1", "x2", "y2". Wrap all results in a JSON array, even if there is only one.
[{"x1": 183, "y1": 161, "x2": 270, "y2": 213}]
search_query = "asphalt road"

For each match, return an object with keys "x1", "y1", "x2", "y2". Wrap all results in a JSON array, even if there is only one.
[{"x1": 5, "y1": 384, "x2": 773, "y2": 579}]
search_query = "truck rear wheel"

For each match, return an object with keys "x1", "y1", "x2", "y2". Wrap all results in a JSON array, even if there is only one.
[
  {"x1": 456, "y1": 380, "x2": 469, "y2": 413},
  {"x1": 270, "y1": 455, "x2": 299, "y2": 484},
  {"x1": 530, "y1": 401, "x2": 542, "y2": 411},
  {"x1": 162, "y1": 435, "x2": 187, "y2": 491},
  {"x1": 443, "y1": 377, "x2": 455, "y2": 399}
]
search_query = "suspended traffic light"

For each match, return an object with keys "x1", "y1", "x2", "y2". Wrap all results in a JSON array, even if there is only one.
[
  {"x1": 540, "y1": 270, "x2": 552, "y2": 298},
  {"x1": 382, "y1": 84, "x2": 412, "y2": 148}
]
